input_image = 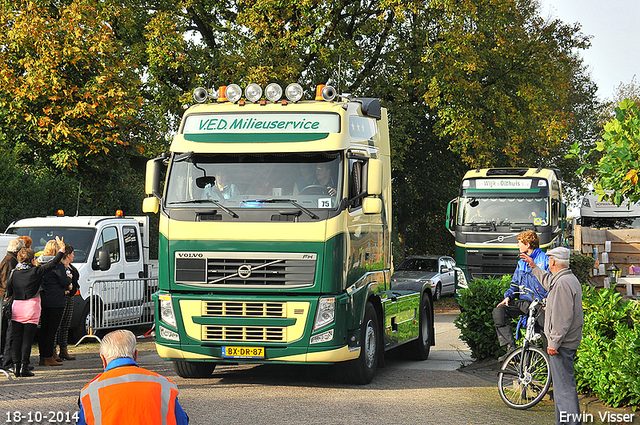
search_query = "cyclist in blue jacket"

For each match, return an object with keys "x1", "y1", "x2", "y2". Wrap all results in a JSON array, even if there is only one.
[{"x1": 493, "y1": 230, "x2": 549, "y2": 361}]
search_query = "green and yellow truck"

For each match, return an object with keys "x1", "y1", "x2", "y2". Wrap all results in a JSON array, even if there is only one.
[
  {"x1": 446, "y1": 168, "x2": 568, "y2": 281},
  {"x1": 142, "y1": 83, "x2": 434, "y2": 384}
]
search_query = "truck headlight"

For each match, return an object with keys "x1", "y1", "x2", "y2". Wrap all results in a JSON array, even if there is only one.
[
  {"x1": 159, "y1": 294, "x2": 177, "y2": 328},
  {"x1": 313, "y1": 297, "x2": 335, "y2": 331},
  {"x1": 285, "y1": 83, "x2": 304, "y2": 102},
  {"x1": 225, "y1": 84, "x2": 242, "y2": 103},
  {"x1": 265, "y1": 83, "x2": 283, "y2": 102}
]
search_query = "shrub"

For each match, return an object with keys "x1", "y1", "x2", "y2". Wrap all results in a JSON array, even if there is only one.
[
  {"x1": 455, "y1": 275, "x2": 511, "y2": 360},
  {"x1": 576, "y1": 287, "x2": 640, "y2": 410},
  {"x1": 570, "y1": 253, "x2": 596, "y2": 286}
]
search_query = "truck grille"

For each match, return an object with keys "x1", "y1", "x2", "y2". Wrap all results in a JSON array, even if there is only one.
[
  {"x1": 203, "y1": 325, "x2": 285, "y2": 342},
  {"x1": 175, "y1": 252, "x2": 317, "y2": 287},
  {"x1": 466, "y1": 251, "x2": 519, "y2": 278},
  {"x1": 199, "y1": 301, "x2": 300, "y2": 342},
  {"x1": 204, "y1": 301, "x2": 285, "y2": 317}
]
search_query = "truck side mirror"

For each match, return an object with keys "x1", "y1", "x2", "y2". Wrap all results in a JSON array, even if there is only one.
[
  {"x1": 445, "y1": 199, "x2": 457, "y2": 234},
  {"x1": 93, "y1": 250, "x2": 111, "y2": 271},
  {"x1": 366, "y1": 159, "x2": 382, "y2": 196},
  {"x1": 142, "y1": 197, "x2": 159, "y2": 214},
  {"x1": 362, "y1": 197, "x2": 382, "y2": 214},
  {"x1": 145, "y1": 157, "x2": 164, "y2": 197}
]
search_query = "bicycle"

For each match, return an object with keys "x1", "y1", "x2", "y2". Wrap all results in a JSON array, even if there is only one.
[{"x1": 497, "y1": 284, "x2": 551, "y2": 409}]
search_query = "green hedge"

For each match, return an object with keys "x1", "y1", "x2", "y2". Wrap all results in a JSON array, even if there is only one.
[
  {"x1": 455, "y1": 275, "x2": 511, "y2": 360},
  {"x1": 570, "y1": 252, "x2": 596, "y2": 287},
  {"x1": 576, "y1": 287, "x2": 640, "y2": 410}
]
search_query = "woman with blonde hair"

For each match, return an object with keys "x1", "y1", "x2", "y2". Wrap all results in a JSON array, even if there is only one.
[{"x1": 37, "y1": 239, "x2": 72, "y2": 366}]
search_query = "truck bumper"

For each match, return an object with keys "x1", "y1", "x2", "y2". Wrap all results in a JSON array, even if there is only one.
[{"x1": 154, "y1": 342, "x2": 360, "y2": 364}]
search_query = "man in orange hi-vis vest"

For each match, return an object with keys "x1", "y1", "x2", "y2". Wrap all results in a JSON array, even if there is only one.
[{"x1": 77, "y1": 330, "x2": 189, "y2": 425}]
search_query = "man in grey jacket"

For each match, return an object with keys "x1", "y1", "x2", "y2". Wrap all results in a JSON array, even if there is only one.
[{"x1": 522, "y1": 246, "x2": 583, "y2": 425}]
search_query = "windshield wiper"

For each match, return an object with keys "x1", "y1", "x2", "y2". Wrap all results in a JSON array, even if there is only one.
[
  {"x1": 243, "y1": 199, "x2": 319, "y2": 220},
  {"x1": 170, "y1": 199, "x2": 239, "y2": 218}
]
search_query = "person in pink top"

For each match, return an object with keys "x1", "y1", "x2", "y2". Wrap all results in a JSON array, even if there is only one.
[{"x1": 6, "y1": 236, "x2": 65, "y2": 377}]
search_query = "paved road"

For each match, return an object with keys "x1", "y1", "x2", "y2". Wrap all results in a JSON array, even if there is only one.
[{"x1": 1, "y1": 312, "x2": 560, "y2": 425}]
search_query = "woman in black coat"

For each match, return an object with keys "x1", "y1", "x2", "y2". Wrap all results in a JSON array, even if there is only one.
[
  {"x1": 6, "y1": 236, "x2": 65, "y2": 377},
  {"x1": 53, "y1": 245, "x2": 80, "y2": 361},
  {"x1": 37, "y1": 239, "x2": 72, "y2": 366}
]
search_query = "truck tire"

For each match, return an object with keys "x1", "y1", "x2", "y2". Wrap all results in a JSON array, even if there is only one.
[
  {"x1": 343, "y1": 302, "x2": 379, "y2": 385},
  {"x1": 410, "y1": 295, "x2": 433, "y2": 360},
  {"x1": 174, "y1": 361, "x2": 216, "y2": 378}
]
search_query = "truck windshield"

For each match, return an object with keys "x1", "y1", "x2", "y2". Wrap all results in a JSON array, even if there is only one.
[
  {"x1": 165, "y1": 152, "x2": 343, "y2": 210},
  {"x1": 5, "y1": 227, "x2": 97, "y2": 263},
  {"x1": 458, "y1": 197, "x2": 549, "y2": 226}
]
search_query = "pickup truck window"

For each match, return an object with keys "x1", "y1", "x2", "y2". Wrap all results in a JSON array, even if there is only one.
[
  {"x1": 5, "y1": 226, "x2": 96, "y2": 263},
  {"x1": 123, "y1": 226, "x2": 140, "y2": 262},
  {"x1": 96, "y1": 226, "x2": 120, "y2": 263}
]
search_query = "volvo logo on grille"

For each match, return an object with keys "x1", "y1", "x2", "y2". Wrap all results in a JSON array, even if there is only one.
[
  {"x1": 238, "y1": 264, "x2": 252, "y2": 279},
  {"x1": 177, "y1": 253, "x2": 203, "y2": 258},
  {"x1": 497, "y1": 236, "x2": 505, "y2": 242}
]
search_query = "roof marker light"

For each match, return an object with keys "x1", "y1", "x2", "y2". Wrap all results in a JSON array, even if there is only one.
[
  {"x1": 265, "y1": 83, "x2": 283, "y2": 102},
  {"x1": 115, "y1": 210, "x2": 124, "y2": 217},
  {"x1": 217, "y1": 86, "x2": 228, "y2": 102},
  {"x1": 285, "y1": 83, "x2": 304, "y2": 102},
  {"x1": 57, "y1": 209, "x2": 65, "y2": 217},
  {"x1": 225, "y1": 84, "x2": 242, "y2": 103},
  {"x1": 245, "y1": 83, "x2": 263, "y2": 103}
]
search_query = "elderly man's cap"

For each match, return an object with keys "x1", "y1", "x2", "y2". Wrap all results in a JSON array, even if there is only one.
[{"x1": 545, "y1": 246, "x2": 570, "y2": 261}]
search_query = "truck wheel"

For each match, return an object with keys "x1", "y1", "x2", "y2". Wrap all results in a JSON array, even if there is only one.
[
  {"x1": 343, "y1": 302, "x2": 379, "y2": 385},
  {"x1": 174, "y1": 361, "x2": 216, "y2": 378},
  {"x1": 410, "y1": 295, "x2": 433, "y2": 360}
]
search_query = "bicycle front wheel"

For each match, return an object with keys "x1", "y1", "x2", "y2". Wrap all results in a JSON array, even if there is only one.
[{"x1": 497, "y1": 346, "x2": 551, "y2": 409}]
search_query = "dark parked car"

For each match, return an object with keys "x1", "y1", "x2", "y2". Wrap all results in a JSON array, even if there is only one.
[{"x1": 392, "y1": 255, "x2": 457, "y2": 301}]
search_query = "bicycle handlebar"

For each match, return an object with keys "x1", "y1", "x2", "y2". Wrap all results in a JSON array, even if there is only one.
[{"x1": 509, "y1": 283, "x2": 545, "y2": 304}]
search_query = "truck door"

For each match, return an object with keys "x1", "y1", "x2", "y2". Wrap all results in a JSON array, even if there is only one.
[
  {"x1": 121, "y1": 224, "x2": 144, "y2": 279},
  {"x1": 92, "y1": 226, "x2": 122, "y2": 281},
  {"x1": 121, "y1": 224, "x2": 146, "y2": 314}
]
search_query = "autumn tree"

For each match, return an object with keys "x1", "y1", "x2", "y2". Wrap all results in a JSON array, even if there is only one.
[
  {"x1": 423, "y1": 0, "x2": 591, "y2": 168},
  {"x1": 0, "y1": 0, "x2": 600, "y2": 257}
]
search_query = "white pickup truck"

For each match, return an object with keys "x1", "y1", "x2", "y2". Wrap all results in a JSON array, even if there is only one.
[
  {"x1": 0, "y1": 234, "x2": 16, "y2": 258},
  {"x1": 4, "y1": 212, "x2": 158, "y2": 339}
]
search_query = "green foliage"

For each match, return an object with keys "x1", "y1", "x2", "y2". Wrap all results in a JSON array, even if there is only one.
[
  {"x1": 0, "y1": 150, "x2": 145, "y2": 230},
  {"x1": 568, "y1": 99, "x2": 640, "y2": 206},
  {"x1": 454, "y1": 275, "x2": 511, "y2": 360},
  {"x1": 570, "y1": 252, "x2": 596, "y2": 286},
  {"x1": 576, "y1": 287, "x2": 640, "y2": 410},
  {"x1": 0, "y1": 151, "x2": 79, "y2": 230}
]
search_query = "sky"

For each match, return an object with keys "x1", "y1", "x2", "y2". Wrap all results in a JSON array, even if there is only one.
[{"x1": 539, "y1": 0, "x2": 640, "y2": 101}]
